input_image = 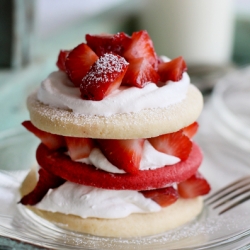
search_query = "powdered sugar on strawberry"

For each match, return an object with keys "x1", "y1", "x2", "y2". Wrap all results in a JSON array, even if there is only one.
[
  {"x1": 84, "y1": 53, "x2": 128, "y2": 81},
  {"x1": 37, "y1": 63, "x2": 190, "y2": 117},
  {"x1": 80, "y1": 53, "x2": 128, "y2": 100}
]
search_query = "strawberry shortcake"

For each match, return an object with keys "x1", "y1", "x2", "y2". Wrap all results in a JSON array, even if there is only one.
[{"x1": 20, "y1": 30, "x2": 210, "y2": 237}]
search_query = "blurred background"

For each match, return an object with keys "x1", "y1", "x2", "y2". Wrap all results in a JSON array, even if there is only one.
[{"x1": 0, "y1": 0, "x2": 250, "y2": 132}]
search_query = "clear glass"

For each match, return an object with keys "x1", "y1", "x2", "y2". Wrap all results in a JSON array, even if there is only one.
[{"x1": 1, "y1": 127, "x2": 250, "y2": 249}]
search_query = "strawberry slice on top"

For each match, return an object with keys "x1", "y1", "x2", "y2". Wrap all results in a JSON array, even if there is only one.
[
  {"x1": 65, "y1": 43, "x2": 98, "y2": 87},
  {"x1": 177, "y1": 172, "x2": 211, "y2": 198},
  {"x1": 122, "y1": 57, "x2": 160, "y2": 88},
  {"x1": 148, "y1": 130, "x2": 192, "y2": 161},
  {"x1": 158, "y1": 56, "x2": 187, "y2": 82},
  {"x1": 97, "y1": 138, "x2": 145, "y2": 174},
  {"x1": 80, "y1": 53, "x2": 129, "y2": 101},
  {"x1": 22, "y1": 121, "x2": 65, "y2": 150},
  {"x1": 65, "y1": 137, "x2": 94, "y2": 161},
  {"x1": 56, "y1": 50, "x2": 70, "y2": 72},
  {"x1": 123, "y1": 30, "x2": 158, "y2": 70},
  {"x1": 86, "y1": 32, "x2": 131, "y2": 57},
  {"x1": 141, "y1": 186, "x2": 178, "y2": 207}
]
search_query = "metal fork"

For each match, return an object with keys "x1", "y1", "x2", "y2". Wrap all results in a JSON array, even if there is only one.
[{"x1": 204, "y1": 176, "x2": 250, "y2": 215}]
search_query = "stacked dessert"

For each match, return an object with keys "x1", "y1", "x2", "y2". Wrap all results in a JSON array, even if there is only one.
[{"x1": 20, "y1": 30, "x2": 210, "y2": 237}]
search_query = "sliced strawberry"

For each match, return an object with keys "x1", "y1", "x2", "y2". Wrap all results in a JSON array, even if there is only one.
[
  {"x1": 177, "y1": 172, "x2": 211, "y2": 198},
  {"x1": 183, "y1": 122, "x2": 199, "y2": 139},
  {"x1": 86, "y1": 32, "x2": 131, "y2": 57},
  {"x1": 20, "y1": 168, "x2": 65, "y2": 205},
  {"x1": 158, "y1": 56, "x2": 187, "y2": 82},
  {"x1": 122, "y1": 57, "x2": 160, "y2": 88},
  {"x1": 148, "y1": 130, "x2": 192, "y2": 161},
  {"x1": 65, "y1": 137, "x2": 94, "y2": 160},
  {"x1": 65, "y1": 43, "x2": 98, "y2": 87},
  {"x1": 36, "y1": 142, "x2": 202, "y2": 190},
  {"x1": 22, "y1": 121, "x2": 65, "y2": 150},
  {"x1": 80, "y1": 53, "x2": 129, "y2": 101},
  {"x1": 141, "y1": 186, "x2": 178, "y2": 207},
  {"x1": 123, "y1": 30, "x2": 158, "y2": 70},
  {"x1": 56, "y1": 50, "x2": 70, "y2": 72},
  {"x1": 97, "y1": 138, "x2": 145, "y2": 174}
]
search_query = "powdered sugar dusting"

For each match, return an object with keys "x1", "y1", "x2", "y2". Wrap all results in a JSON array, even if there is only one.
[
  {"x1": 82, "y1": 53, "x2": 128, "y2": 84},
  {"x1": 18, "y1": 183, "x2": 250, "y2": 249},
  {"x1": 56, "y1": 211, "x2": 241, "y2": 249},
  {"x1": 29, "y1": 88, "x2": 203, "y2": 139}
]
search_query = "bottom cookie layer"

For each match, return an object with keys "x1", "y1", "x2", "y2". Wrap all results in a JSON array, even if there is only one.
[{"x1": 20, "y1": 169, "x2": 203, "y2": 237}]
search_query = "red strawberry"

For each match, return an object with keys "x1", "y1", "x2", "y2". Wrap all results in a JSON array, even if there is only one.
[
  {"x1": 56, "y1": 50, "x2": 70, "y2": 72},
  {"x1": 65, "y1": 137, "x2": 94, "y2": 161},
  {"x1": 86, "y1": 32, "x2": 131, "y2": 56},
  {"x1": 36, "y1": 142, "x2": 202, "y2": 190},
  {"x1": 22, "y1": 121, "x2": 65, "y2": 150},
  {"x1": 20, "y1": 168, "x2": 65, "y2": 205},
  {"x1": 123, "y1": 30, "x2": 158, "y2": 70},
  {"x1": 97, "y1": 138, "x2": 145, "y2": 174},
  {"x1": 80, "y1": 53, "x2": 129, "y2": 101},
  {"x1": 158, "y1": 56, "x2": 187, "y2": 82},
  {"x1": 148, "y1": 130, "x2": 192, "y2": 161},
  {"x1": 65, "y1": 43, "x2": 98, "y2": 87},
  {"x1": 177, "y1": 172, "x2": 211, "y2": 198},
  {"x1": 183, "y1": 122, "x2": 199, "y2": 139},
  {"x1": 122, "y1": 57, "x2": 160, "y2": 88},
  {"x1": 141, "y1": 186, "x2": 178, "y2": 207}
]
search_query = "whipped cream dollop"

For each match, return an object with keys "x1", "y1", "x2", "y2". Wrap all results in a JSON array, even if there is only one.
[
  {"x1": 36, "y1": 181, "x2": 161, "y2": 219},
  {"x1": 77, "y1": 140, "x2": 180, "y2": 173},
  {"x1": 37, "y1": 70, "x2": 190, "y2": 117}
]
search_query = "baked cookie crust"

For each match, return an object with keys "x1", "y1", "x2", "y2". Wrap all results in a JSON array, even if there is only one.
[{"x1": 27, "y1": 84, "x2": 203, "y2": 139}]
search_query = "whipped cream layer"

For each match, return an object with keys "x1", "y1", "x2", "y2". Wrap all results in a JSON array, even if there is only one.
[
  {"x1": 36, "y1": 141, "x2": 179, "y2": 219},
  {"x1": 78, "y1": 140, "x2": 180, "y2": 174},
  {"x1": 36, "y1": 181, "x2": 161, "y2": 219},
  {"x1": 37, "y1": 70, "x2": 190, "y2": 117}
]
